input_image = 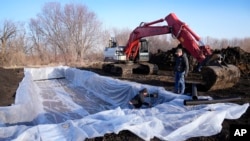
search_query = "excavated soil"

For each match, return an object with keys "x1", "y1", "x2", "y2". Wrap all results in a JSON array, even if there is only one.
[
  {"x1": 0, "y1": 67, "x2": 24, "y2": 106},
  {"x1": 0, "y1": 47, "x2": 249, "y2": 140}
]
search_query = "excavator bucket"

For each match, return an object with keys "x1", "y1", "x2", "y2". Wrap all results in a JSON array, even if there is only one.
[{"x1": 200, "y1": 65, "x2": 240, "y2": 91}]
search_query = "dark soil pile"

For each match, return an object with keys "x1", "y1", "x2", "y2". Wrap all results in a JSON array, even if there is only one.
[
  {"x1": 218, "y1": 47, "x2": 250, "y2": 78},
  {"x1": 0, "y1": 67, "x2": 23, "y2": 106}
]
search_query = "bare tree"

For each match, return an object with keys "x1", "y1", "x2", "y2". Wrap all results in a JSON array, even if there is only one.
[
  {"x1": 8, "y1": 29, "x2": 28, "y2": 65},
  {"x1": 202, "y1": 36, "x2": 250, "y2": 51},
  {"x1": 0, "y1": 20, "x2": 17, "y2": 62},
  {"x1": 241, "y1": 37, "x2": 250, "y2": 52},
  {"x1": 107, "y1": 28, "x2": 179, "y2": 52},
  {"x1": 40, "y1": 2, "x2": 69, "y2": 62},
  {"x1": 63, "y1": 3, "x2": 103, "y2": 61},
  {"x1": 29, "y1": 18, "x2": 49, "y2": 63},
  {"x1": 109, "y1": 28, "x2": 131, "y2": 46},
  {"x1": 147, "y1": 35, "x2": 179, "y2": 53},
  {"x1": 229, "y1": 38, "x2": 241, "y2": 47},
  {"x1": 28, "y1": 2, "x2": 103, "y2": 63}
]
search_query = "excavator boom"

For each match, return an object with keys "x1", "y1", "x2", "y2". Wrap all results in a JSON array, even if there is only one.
[
  {"x1": 125, "y1": 13, "x2": 212, "y2": 64},
  {"x1": 125, "y1": 26, "x2": 171, "y2": 60}
]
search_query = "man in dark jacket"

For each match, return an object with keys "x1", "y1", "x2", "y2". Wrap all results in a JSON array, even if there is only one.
[
  {"x1": 129, "y1": 88, "x2": 158, "y2": 109},
  {"x1": 174, "y1": 48, "x2": 189, "y2": 94}
]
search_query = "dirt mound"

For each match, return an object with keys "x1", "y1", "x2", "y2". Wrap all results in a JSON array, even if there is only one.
[
  {"x1": 0, "y1": 67, "x2": 24, "y2": 106},
  {"x1": 216, "y1": 47, "x2": 250, "y2": 78}
]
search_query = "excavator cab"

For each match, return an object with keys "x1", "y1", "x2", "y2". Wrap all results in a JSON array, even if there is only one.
[{"x1": 138, "y1": 39, "x2": 150, "y2": 62}]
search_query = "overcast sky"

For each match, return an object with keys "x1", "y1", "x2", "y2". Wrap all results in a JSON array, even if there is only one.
[{"x1": 1, "y1": 0, "x2": 249, "y2": 39}]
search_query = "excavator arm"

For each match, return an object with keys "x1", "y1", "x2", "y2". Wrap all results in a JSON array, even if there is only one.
[
  {"x1": 165, "y1": 13, "x2": 213, "y2": 63},
  {"x1": 125, "y1": 13, "x2": 212, "y2": 64},
  {"x1": 125, "y1": 20, "x2": 171, "y2": 60}
]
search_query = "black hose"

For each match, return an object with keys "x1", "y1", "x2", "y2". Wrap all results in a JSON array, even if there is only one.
[{"x1": 184, "y1": 97, "x2": 242, "y2": 105}]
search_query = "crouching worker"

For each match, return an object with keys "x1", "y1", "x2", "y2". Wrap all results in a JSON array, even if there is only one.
[{"x1": 129, "y1": 88, "x2": 158, "y2": 109}]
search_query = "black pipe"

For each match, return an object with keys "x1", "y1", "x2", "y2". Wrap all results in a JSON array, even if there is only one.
[
  {"x1": 191, "y1": 83, "x2": 198, "y2": 100},
  {"x1": 184, "y1": 97, "x2": 242, "y2": 105}
]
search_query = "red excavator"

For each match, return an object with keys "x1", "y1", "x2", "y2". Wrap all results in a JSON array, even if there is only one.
[{"x1": 103, "y1": 13, "x2": 240, "y2": 91}]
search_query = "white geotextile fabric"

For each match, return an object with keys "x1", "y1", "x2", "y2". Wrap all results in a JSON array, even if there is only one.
[{"x1": 0, "y1": 66, "x2": 248, "y2": 141}]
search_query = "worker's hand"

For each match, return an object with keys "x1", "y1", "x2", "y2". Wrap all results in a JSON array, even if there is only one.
[
  {"x1": 152, "y1": 93, "x2": 158, "y2": 98},
  {"x1": 185, "y1": 73, "x2": 188, "y2": 78}
]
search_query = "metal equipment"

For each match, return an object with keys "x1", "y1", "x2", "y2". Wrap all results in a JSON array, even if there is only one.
[{"x1": 103, "y1": 13, "x2": 240, "y2": 91}]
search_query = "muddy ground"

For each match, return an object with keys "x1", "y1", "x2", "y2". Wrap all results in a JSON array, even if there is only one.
[{"x1": 0, "y1": 65, "x2": 249, "y2": 141}]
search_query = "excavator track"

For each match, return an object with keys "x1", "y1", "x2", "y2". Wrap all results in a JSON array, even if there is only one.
[
  {"x1": 102, "y1": 62, "x2": 158, "y2": 77},
  {"x1": 200, "y1": 64, "x2": 240, "y2": 91},
  {"x1": 133, "y1": 62, "x2": 158, "y2": 75}
]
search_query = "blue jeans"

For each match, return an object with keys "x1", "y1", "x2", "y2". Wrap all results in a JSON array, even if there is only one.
[{"x1": 174, "y1": 71, "x2": 185, "y2": 94}]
